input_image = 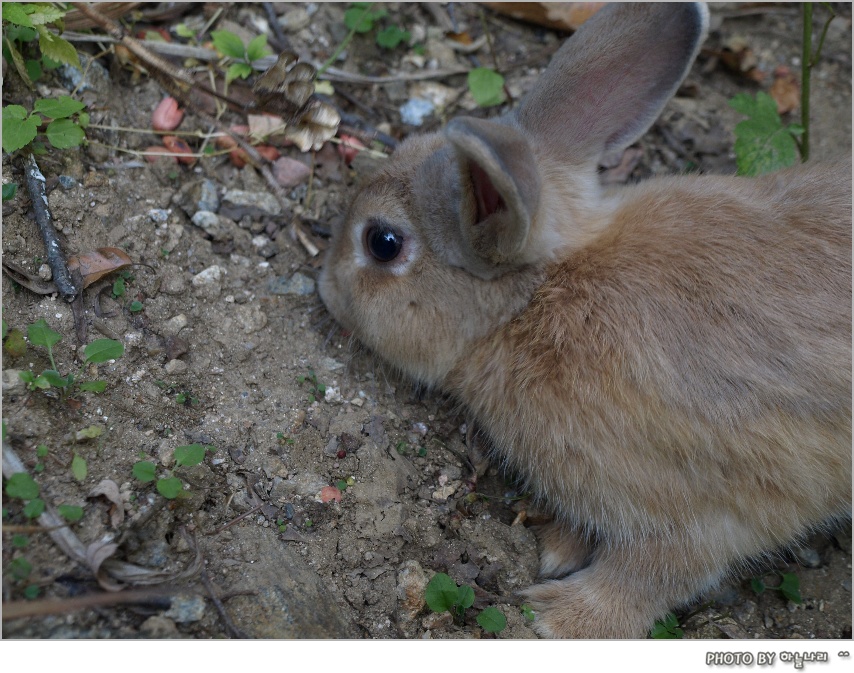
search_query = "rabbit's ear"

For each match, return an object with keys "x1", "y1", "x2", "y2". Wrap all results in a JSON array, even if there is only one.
[
  {"x1": 515, "y1": 3, "x2": 709, "y2": 161},
  {"x1": 445, "y1": 116, "x2": 540, "y2": 267}
]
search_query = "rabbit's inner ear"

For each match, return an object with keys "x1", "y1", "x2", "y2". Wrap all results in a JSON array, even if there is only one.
[
  {"x1": 445, "y1": 116, "x2": 540, "y2": 268},
  {"x1": 471, "y1": 160, "x2": 505, "y2": 224}
]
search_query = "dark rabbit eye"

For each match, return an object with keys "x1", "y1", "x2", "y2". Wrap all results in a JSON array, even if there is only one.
[{"x1": 365, "y1": 224, "x2": 403, "y2": 262}]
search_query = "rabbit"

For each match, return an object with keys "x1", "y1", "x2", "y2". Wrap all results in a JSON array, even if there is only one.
[{"x1": 318, "y1": 2, "x2": 852, "y2": 638}]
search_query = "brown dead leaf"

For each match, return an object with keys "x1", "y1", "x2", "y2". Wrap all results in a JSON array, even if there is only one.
[
  {"x1": 483, "y1": 2, "x2": 605, "y2": 32},
  {"x1": 88, "y1": 479, "x2": 125, "y2": 528},
  {"x1": 67, "y1": 247, "x2": 133, "y2": 289},
  {"x1": 770, "y1": 65, "x2": 800, "y2": 114}
]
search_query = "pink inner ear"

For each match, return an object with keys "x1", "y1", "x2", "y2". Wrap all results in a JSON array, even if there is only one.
[{"x1": 471, "y1": 161, "x2": 504, "y2": 224}]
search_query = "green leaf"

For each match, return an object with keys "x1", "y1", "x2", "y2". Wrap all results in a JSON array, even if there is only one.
[
  {"x1": 27, "y1": 5, "x2": 65, "y2": 27},
  {"x1": 23, "y1": 498, "x2": 45, "y2": 518},
  {"x1": 3, "y1": 3, "x2": 35, "y2": 28},
  {"x1": 175, "y1": 23, "x2": 195, "y2": 39},
  {"x1": 2, "y1": 106, "x2": 39, "y2": 153},
  {"x1": 174, "y1": 443, "x2": 206, "y2": 467},
  {"x1": 211, "y1": 30, "x2": 246, "y2": 59},
  {"x1": 132, "y1": 461, "x2": 156, "y2": 483},
  {"x1": 2, "y1": 183, "x2": 18, "y2": 202},
  {"x1": 34, "y1": 95, "x2": 85, "y2": 119},
  {"x1": 12, "y1": 534, "x2": 29, "y2": 548},
  {"x1": 25, "y1": 58, "x2": 42, "y2": 82},
  {"x1": 520, "y1": 604, "x2": 535, "y2": 622},
  {"x1": 36, "y1": 26, "x2": 80, "y2": 68},
  {"x1": 246, "y1": 34, "x2": 270, "y2": 62},
  {"x1": 425, "y1": 572, "x2": 460, "y2": 613},
  {"x1": 376, "y1": 25, "x2": 410, "y2": 49},
  {"x1": 46, "y1": 118, "x2": 85, "y2": 149},
  {"x1": 457, "y1": 584, "x2": 475, "y2": 610},
  {"x1": 729, "y1": 91, "x2": 799, "y2": 176},
  {"x1": 57, "y1": 504, "x2": 84, "y2": 521},
  {"x1": 71, "y1": 454, "x2": 87, "y2": 481},
  {"x1": 650, "y1": 613, "x2": 684, "y2": 639},
  {"x1": 476, "y1": 606, "x2": 507, "y2": 633},
  {"x1": 344, "y1": 6, "x2": 385, "y2": 33},
  {"x1": 112, "y1": 276, "x2": 125, "y2": 297},
  {"x1": 27, "y1": 318, "x2": 61, "y2": 350},
  {"x1": 467, "y1": 67, "x2": 506, "y2": 108},
  {"x1": 5, "y1": 472, "x2": 40, "y2": 500},
  {"x1": 28, "y1": 374, "x2": 52, "y2": 390},
  {"x1": 10, "y1": 556, "x2": 33, "y2": 580},
  {"x1": 129, "y1": 300, "x2": 143, "y2": 312},
  {"x1": 779, "y1": 573, "x2": 803, "y2": 604},
  {"x1": 75, "y1": 425, "x2": 104, "y2": 441},
  {"x1": 225, "y1": 62, "x2": 253, "y2": 84},
  {"x1": 4, "y1": 328, "x2": 27, "y2": 357},
  {"x1": 83, "y1": 338, "x2": 124, "y2": 363},
  {"x1": 41, "y1": 369, "x2": 71, "y2": 387},
  {"x1": 750, "y1": 577, "x2": 766, "y2": 595},
  {"x1": 156, "y1": 476, "x2": 183, "y2": 499},
  {"x1": 78, "y1": 380, "x2": 107, "y2": 393},
  {"x1": 24, "y1": 584, "x2": 40, "y2": 599},
  {"x1": 36, "y1": 444, "x2": 49, "y2": 458}
]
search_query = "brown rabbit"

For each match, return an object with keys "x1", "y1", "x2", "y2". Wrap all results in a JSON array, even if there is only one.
[{"x1": 319, "y1": 3, "x2": 852, "y2": 638}]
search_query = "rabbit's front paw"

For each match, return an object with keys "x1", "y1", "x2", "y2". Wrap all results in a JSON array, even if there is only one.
[{"x1": 523, "y1": 574, "x2": 656, "y2": 639}]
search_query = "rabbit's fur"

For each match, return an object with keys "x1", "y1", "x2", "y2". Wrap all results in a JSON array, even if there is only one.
[{"x1": 319, "y1": 3, "x2": 852, "y2": 638}]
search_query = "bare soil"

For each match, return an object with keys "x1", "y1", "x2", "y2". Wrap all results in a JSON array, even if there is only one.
[{"x1": 2, "y1": 3, "x2": 851, "y2": 640}]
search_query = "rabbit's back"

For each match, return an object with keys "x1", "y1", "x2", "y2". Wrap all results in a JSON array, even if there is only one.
[{"x1": 448, "y1": 160, "x2": 851, "y2": 548}]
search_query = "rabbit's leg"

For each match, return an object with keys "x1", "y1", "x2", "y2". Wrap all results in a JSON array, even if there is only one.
[
  {"x1": 523, "y1": 533, "x2": 725, "y2": 638},
  {"x1": 534, "y1": 520, "x2": 593, "y2": 579}
]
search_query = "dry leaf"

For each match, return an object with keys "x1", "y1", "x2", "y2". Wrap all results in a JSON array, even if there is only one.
[
  {"x1": 769, "y1": 65, "x2": 800, "y2": 114},
  {"x1": 88, "y1": 479, "x2": 125, "y2": 527},
  {"x1": 483, "y1": 2, "x2": 605, "y2": 32},
  {"x1": 67, "y1": 247, "x2": 133, "y2": 289}
]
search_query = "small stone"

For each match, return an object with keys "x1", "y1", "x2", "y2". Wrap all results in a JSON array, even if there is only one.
[
  {"x1": 58, "y1": 175, "x2": 77, "y2": 190},
  {"x1": 793, "y1": 546, "x2": 822, "y2": 568},
  {"x1": 162, "y1": 314, "x2": 189, "y2": 337},
  {"x1": 220, "y1": 189, "x2": 282, "y2": 219},
  {"x1": 323, "y1": 436, "x2": 340, "y2": 458},
  {"x1": 397, "y1": 560, "x2": 429, "y2": 623},
  {"x1": 273, "y1": 156, "x2": 311, "y2": 187},
  {"x1": 191, "y1": 210, "x2": 234, "y2": 241},
  {"x1": 165, "y1": 593, "x2": 206, "y2": 623},
  {"x1": 279, "y1": 7, "x2": 311, "y2": 31},
  {"x1": 164, "y1": 359, "x2": 188, "y2": 375},
  {"x1": 148, "y1": 208, "x2": 170, "y2": 223},
  {"x1": 268, "y1": 272, "x2": 315, "y2": 296},
  {"x1": 2, "y1": 369, "x2": 24, "y2": 393},
  {"x1": 139, "y1": 616, "x2": 179, "y2": 638},
  {"x1": 38, "y1": 264, "x2": 52, "y2": 281},
  {"x1": 192, "y1": 265, "x2": 224, "y2": 285}
]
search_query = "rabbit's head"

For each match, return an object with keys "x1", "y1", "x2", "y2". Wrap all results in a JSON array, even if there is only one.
[{"x1": 319, "y1": 3, "x2": 710, "y2": 385}]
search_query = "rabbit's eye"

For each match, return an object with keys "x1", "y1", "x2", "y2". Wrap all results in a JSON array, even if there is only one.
[{"x1": 365, "y1": 225, "x2": 403, "y2": 263}]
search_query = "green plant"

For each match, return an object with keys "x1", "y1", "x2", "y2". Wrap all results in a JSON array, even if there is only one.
[
  {"x1": 425, "y1": 572, "x2": 507, "y2": 633},
  {"x1": 18, "y1": 319, "x2": 124, "y2": 398},
  {"x1": 2, "y1": 2, "x2": 79, "y2": 87},
  {"x1": 650, "y1": 612, "x2": 684, "y2": 639},
  {"x1": 297, "y1": 369, "x2": 326, "y2": 403},
  {"x1": 751, "y1": 572, "x2": 803, "y2": 604},
  {"x1": 468, "y1": 67, "x2": 506, "y2": 108},
  {"x1": 210, "y1": 29, "x2": 272, "y2": 84},
  {"x1": 520, "y1": 603, "x2": 535, "y2": 622},
  {"x1": 2, "y1": 95, "x2": 88, "y2": 154},
  {"x1": 175, "y1": 391, "x2": 199, "y2": 407},
  {"x1": 2, "y1": 183, "x2": 17, "y2": 201},
  {"x1": 729, "y1": 92, "x2": 803, "y2": 177},
  {"x1": 132, "y1": 443, "x2": 214, "y2": 500}
]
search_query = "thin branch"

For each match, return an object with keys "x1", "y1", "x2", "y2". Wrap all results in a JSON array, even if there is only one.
[{"x1": 23, "y1": 154, "x2": 79, "y2": 301}]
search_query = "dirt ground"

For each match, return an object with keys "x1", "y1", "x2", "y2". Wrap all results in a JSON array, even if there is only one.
[{"x1": 2, "y1": 3, "x2": 851, "y2": 641}]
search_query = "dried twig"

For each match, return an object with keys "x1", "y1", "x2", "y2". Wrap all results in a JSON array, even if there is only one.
[
  {"x1": 2, "y1": 588, "x2": 175, "y2": 621},
  {"x1": 23, "y1": 154, "x2": 79, "y2": 302}
]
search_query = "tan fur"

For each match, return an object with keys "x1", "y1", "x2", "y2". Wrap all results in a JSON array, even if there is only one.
[{"x1": 319, "y1": 3, "x2": 852, "y2": 638}]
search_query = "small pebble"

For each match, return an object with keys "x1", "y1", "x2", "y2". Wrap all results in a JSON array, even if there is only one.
[
  {"x1": 268, "y1": 272, "x2": 315, "y2": 296},
  {"x1": 38, "y1": 264, "x2": 52, "y2": 281}
]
